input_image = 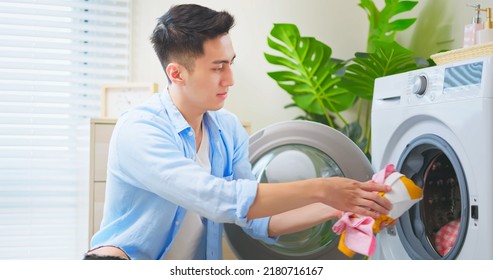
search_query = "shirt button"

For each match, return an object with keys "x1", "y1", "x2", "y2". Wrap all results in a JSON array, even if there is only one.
[{"x1": 188, "y1": 131, "x2": 193, "y2": 136}]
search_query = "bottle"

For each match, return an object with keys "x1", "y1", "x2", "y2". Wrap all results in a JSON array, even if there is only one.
[
  {"x1": 476, "y1": 8, "x2": 493, "y2": 44},
  {"x1": 463, "y1": 4, "x2": 483, "y2": 48}
]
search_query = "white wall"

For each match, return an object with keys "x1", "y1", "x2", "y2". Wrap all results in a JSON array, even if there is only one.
[{"x1": 130, "y1": 0, "x2": 493, "y2": 133}]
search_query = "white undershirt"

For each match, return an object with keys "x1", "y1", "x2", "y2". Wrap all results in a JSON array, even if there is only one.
[{"x1": 164, "y1": 125, "x2": 210, "y2": 260}]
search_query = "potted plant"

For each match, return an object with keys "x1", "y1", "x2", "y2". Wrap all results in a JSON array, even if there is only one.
[{"x1": 264, "y1": 0, "x2": 431, "y2": 157}]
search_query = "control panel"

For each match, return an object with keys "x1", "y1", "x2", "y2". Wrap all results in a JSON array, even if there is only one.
[{"x1": 405, "y1": 61, "x2": 483, "y2": 106}]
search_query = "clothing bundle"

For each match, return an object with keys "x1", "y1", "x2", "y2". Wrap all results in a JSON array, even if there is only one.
[{"x1": 332, "y1": 164, "x2": 423, "y2": 257}]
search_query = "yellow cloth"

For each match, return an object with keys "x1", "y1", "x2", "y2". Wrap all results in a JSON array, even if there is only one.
[{"x1": 373, "y1": 174, "x2": 423, "y2": 233}]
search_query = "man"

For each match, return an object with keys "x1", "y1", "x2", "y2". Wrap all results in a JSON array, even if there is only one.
[{"x1": 85, "y1": 4, "x2": 392, "y2": 260}]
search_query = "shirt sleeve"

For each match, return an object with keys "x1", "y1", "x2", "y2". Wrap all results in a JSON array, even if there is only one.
[
  {"x1": 229, "y1": 117, "x2": 279, "y2": 243},
  {"x1": 243, "y1": 217, "x2": 279, "y2": 244}
]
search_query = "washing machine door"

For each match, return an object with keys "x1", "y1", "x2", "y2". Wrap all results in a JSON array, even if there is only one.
[
  {"x1": 224, "y1": 120, "x2": 373, "y2": 259},
  {"x1": 394, "y1": 134, "x2": 469, "y2": 259}
]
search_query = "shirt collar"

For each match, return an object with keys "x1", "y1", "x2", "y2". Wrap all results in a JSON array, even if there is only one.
[
  {"x1": 159, "y1": 90, "x2": 223, "y2": 134},
  {"x1": 160, "y1": 90, "x2": 190, "y2": 133}
]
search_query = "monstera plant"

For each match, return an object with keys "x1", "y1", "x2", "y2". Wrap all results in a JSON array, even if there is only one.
[{"x1": 265, "y1": 0, "x2": 430, "y2": 156}]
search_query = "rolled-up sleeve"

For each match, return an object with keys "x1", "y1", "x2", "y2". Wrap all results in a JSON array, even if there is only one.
[
  {"x1": 229, "y1": 118, "x2": 279, "y2": 243},
  {"x1": 232, "y1": 178, "x2": 278, "y2": 243}
]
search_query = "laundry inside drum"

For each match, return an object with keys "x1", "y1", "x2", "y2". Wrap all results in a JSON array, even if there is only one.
[
  {"x1": 251, "y1": 144, "x2": 344, "y2": 257},
  {"x1": 421, "y1": 153, "x2": 462, "y2": 257}
]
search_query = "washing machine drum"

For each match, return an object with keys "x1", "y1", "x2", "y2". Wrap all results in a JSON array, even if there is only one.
[
  {"x1": 224, "y1": 120, "x2": 373, "y2": 260},
  {"x1": 396, "y1": 134, "x2": 469, "y2": 259}
]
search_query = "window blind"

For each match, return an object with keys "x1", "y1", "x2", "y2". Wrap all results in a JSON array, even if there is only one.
[{"x1": 0, "y1": 0, "x2": 130, "y2": 259}]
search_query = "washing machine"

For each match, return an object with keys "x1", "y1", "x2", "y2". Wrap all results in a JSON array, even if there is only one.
[
  {"x1": 371, "y1": 55, "x2": 493, "y2": 259},
  {"x1": 224, "y1": 120, "x2": 374, "y2": 259}
]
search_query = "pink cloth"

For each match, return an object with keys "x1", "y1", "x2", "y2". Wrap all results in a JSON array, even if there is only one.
[
  {"x1": 434, "y1": 218, "x2": 460, "y2": 256},
  {"x1": 332, "y1": 213, "x2": 376, "y2": 256},
  {"x1": 331, "y1": 164, "x2": 397, "y2": 257},
  {"x1": 371, "y1": 164, "x2": 396, "y2": 184}
]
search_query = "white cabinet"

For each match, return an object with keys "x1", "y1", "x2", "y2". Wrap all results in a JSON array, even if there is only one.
[{"x1": 88, "y1": 118, "x2": 116, "y2": 243}]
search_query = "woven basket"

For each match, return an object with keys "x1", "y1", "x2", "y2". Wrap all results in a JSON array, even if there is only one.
[{"x1": 430, "y1": 42, "x2": 493, "y2": 65}]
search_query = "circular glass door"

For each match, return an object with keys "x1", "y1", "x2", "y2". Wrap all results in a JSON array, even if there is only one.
[
  {"x1": 224, "y1": 120, "x2": 373, "y2": 259},
  {"x1": 252, "y1": 144, "x2": 343, "y2": 257},
  {"x1": 396, "y1": 134, "x2": 468, "y2": 259}
]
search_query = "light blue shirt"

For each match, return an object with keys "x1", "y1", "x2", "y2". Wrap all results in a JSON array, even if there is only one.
[{"x1": 90, "y1": 91, "x2": 276, "y2": 260}]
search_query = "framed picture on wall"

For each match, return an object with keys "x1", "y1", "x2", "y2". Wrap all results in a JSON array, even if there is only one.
[{"x1": 101, "y1": 83, "x2": 158, "y2": 118}]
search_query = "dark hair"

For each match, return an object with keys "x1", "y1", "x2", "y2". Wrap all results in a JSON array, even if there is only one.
[{"x1": 150, "y1": 4, "x2": 235, "y2": 82}]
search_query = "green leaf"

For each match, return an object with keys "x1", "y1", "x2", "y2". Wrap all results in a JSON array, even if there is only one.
[
  {"x1": 264, "y1": 53, "x2": 298, "y2": 70},
  {"x1": 388, "y1": 18, "x2": 417, "y2": 31},
  {"x1": 264, "y1": 23, "x2": 352, "y2": 125},
  {"x1": 341, "y1": 41, "x2": 421, "y2": 100},
  {"x1": 359, "y1": 0, "x2": 418, "y2": 52}
]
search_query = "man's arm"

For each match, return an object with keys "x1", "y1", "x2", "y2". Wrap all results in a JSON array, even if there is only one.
[
  {"x1": 247, "y1": 177, "x2": 392, "y2": 221},
  {"x1": 267, "y1": 203, "x2": 342, "y2": 236}
]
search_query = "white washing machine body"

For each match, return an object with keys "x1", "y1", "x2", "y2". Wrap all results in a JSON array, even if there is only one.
[{"x1": 371, "y1": 55, "x2": 493, "y2": 259}]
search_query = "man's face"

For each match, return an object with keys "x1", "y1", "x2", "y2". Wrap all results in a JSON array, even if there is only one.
[{"x1": 181, "y1": 34, "x2": 236, "y2": 114}]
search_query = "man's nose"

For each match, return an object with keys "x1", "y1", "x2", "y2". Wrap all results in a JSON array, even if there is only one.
[{"x1": 221, "y1": 66, "x2": 234, "y2": 87}]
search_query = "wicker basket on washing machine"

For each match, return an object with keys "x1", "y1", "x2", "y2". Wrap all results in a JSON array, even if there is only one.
[{"x1": 431, "y1": 42, "x2": 493, "y2": 65}]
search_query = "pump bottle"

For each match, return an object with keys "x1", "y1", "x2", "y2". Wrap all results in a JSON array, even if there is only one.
[
  {"x1": 476, "y1": 7, "x2": 493, "y2": 44},
  {"x1": 463, "y1": 4, "x2": 483, "y2": 47}
]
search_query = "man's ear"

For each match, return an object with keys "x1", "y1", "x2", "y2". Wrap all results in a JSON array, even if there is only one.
[{"x1": 165, "y1": 63, "x2": 185, "y2": 85}]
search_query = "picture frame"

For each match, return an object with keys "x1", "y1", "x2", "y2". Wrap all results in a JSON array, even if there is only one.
[{"x1": 101, "y1": 83, "x2": 158, "y2": 118}]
